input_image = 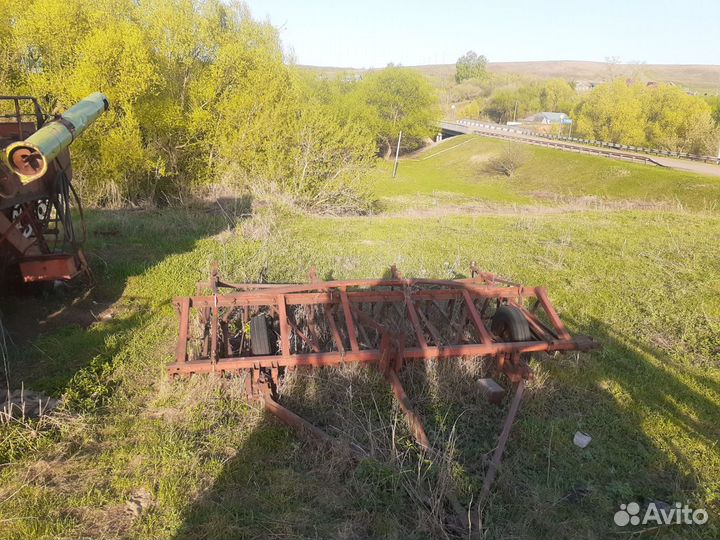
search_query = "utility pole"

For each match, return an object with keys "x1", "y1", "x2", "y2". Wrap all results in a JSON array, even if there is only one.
[
  {"x1": 392, "y1": 131, "x2": 403, "y2": 178},
  {"x1": 512, "y1": 101, "x2": 518, "y2": 123}
]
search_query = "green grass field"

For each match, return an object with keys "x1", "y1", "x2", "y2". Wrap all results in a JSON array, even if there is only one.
[{"x1": 1, "y1": 135, "x2": 719, "y2": 539}]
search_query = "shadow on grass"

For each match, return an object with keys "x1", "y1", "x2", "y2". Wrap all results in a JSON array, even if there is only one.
[
  {"x1": 170, "y1": 312, "x2": 719, "y2": 539},
  {"x1": 0, "y1": 196, "x2": 250, "y2": 397}
]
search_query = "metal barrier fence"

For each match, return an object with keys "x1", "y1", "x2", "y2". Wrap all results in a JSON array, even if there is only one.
[
  {"x1": 450, "y1": 125, "x2": 665, "y2": 167},
  {"x1": 454, "y1": 119, "x2": 720, "y2": 165}
]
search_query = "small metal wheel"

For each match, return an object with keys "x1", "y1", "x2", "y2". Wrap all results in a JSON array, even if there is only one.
[
  {"x1": 491, "y1": 305, "x2": 532, "y2": 342},
  {"x1": 250, "y1": 314, "x2": 272, "y2": 355},
  {"x1": 491, "y1": 305, "x2": 533, "y2": 382}
]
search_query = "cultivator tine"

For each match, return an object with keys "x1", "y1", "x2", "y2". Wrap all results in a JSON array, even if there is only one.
[
  {"x1": 479, "y1": 379, "x2": 526, "y2": 505},
  {"x1": 431, "y1": 299, "x2": 451, "y2": 322},
  {"x1": 385, "y1": 368, "x2": 430, "y2": 449},
  {"x1": 170, "y1": 264, "x2": 600, "y2": 506},
  {"x1": 306, "y1": 305, "x2": 322, "y2": 346},
  {"x1": 210, "y1": 305, "x2": 219, "y2": 365},
  {"x1": 263, "y1": 391, "x2": 335, "y2": 444},
  {"x1": 350, "y1": 304, "x2": 385, "y2": 333},
  {"x1": 356, "y1": 313, "x2": 372, "y2": 348}
]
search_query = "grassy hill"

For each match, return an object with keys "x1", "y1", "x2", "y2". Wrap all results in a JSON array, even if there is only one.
[
  {"x1": 372, "y1": 135, "x2": 720, "y2": 212},
  {"x1": 1, "y1": 136, "x2": 719, "y2": 539}
]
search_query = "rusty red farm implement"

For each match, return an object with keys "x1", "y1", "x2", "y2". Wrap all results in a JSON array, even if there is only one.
[
  {"x1": 0, "y1": 93, "x2": 107, "y2": 286},
  {"x1": 170, "y1": 263, "x2": 598, "y2": 502}
]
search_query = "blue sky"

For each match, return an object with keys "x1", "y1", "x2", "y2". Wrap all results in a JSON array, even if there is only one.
[{"x1": 243, "y1": 0, "x2": 719, "y2": 68}]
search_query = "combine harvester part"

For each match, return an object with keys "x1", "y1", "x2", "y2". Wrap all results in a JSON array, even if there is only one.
[
  {"x1": 0, "y1": 93, "x2": 107, "y2": 285},
  {"x1": 171, "y1": 263, "x2": 598, "y2": 507},
  {"x1": 4, "y1": 92, "x2": 109, "y2": 182}
]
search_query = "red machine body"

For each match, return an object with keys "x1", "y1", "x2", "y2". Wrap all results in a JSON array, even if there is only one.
[{"x1": 0, "y1": 96, "x2": 87, "y2": 287}]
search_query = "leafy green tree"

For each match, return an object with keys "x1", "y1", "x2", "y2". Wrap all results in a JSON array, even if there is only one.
[
  {"x1": 539, "y1": 79, "x2": 576, "y2": 112},
  {"x1": 484, "y1": 84, "x2": 542, "y2": 123},
  {"x1": 1, "y1": 0, "x2": 439, "y2": 210},
  {"x1": 0, "y1": 0, "x2": 24, "y2": 94},
  {"x1": 455, "y1": 51, "x2": 488, "y2": 84},
  {"x1": 644, "y1": 85, "x2": 717, "y2": 154},
  {"x1": 355, "y1": 66, "x2": 440, "y2": 158},
  {"x1": 574, "y1": 80, "x2": 717, "y2": 153},
  {"x1": 575, "y1": 80, "x2": 646, "y2": 145},
  {"x1": 704, "y1": 95, "x2": 720, "y2": 126},
  {"x1": 484, "y1": 88, "x2": 518, "y2": 123}
]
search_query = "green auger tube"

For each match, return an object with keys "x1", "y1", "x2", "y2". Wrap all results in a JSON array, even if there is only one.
[{"x1": 4, "y1": 92, "x2": 109, "y2": 182}]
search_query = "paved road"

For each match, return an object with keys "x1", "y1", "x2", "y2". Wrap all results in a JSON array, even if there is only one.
[{"x1": 439, "y1": 121, "x2": 720, "y2": 178}]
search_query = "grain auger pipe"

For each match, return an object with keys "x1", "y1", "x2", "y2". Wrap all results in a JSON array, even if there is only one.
[{"x1": 1, "y1": 93, "x2": 108, "y2": 285}]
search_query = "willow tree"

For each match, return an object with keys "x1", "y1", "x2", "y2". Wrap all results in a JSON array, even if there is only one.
[
  {"x1": 355, "y1": 66, "x2": 440, "y2": 158},
  {"x1": 644, "y1": 85, "x2": 717, "y2": 154},
  {"x1": 575, "y1": 80, "x2": 647, "y2": 146}
]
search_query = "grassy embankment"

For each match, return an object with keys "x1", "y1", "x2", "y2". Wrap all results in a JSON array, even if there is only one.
[{"x1": 0, "y1": 135, "x2": 719, "y2": 539}]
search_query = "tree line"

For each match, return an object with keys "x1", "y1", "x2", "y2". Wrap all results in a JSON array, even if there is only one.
[
  {"x1": 0, "y1": 0, "x2": 439, "y2": 211},
  {"x1": 454, "y1": 52, "x2": 720, "y2": 156}
]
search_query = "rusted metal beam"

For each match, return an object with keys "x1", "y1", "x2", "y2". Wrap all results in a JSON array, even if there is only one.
[
  {"x1": 339, "y1": 288, "x2": 360, "y2": 352},
  {"x1": 404, "y1": 293, "x2": 428, "y2": 350},
  {"x1": 263, "y1": 393, "x2": 335, "y2": 444},
  {"x1": 479, "y1": 380, "x2": 525, "y2": 504},
  {"x1": 385, "y1": 369, "x2": 430, "y2": 448},
  {"x1": 277, "y1": 294, "x2": 291, "y2": 357},
  {"x1": 175, "y1": 298, "x2": 190, "y2": 363},
  {"x1": 167, "y1": 337, "x2": 597, "y2": 375},
  {"x1": 534, "y1": 287, "x2": 571, "y2": 340},
  {"x1": 183, "y1": 285, "x2": 538, "y2": 308},
  {"x1": 462, "y1": 289, "x2": 494, "y2": 344},
  {"x1": 326, "y1": 305, "x2": 345, "y2": 353}
]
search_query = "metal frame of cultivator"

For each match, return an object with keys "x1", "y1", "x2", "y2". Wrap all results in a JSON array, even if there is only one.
[{"x1": 170, "y1": 263, "x2": 598, "y2": 502}]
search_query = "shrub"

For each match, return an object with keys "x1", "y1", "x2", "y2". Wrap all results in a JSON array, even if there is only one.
[{"x1": 485, "y1": 144, "x2": 528, "y2": 177}]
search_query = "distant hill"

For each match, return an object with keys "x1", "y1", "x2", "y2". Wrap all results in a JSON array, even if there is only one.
[
  {"x1": 415, "y1": 61, "x2": 720, "y2": 92},
  {"x1": 300, "y1": 61, "x2": 720, "y2": 93}
]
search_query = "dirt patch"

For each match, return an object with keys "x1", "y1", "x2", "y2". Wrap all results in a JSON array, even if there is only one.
[
  {"x1": 469, "y1": 153, "x2": 491, "y2": 164},
  {"x1": 69, "y1": 489, "x2": 154, "y2": 539},
  {"x1": 22, "y1": 459, "x2": 155, "y2": 538},
  {"x1": 1, "y1": 387, "x2": 60, "y2": 418}
]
